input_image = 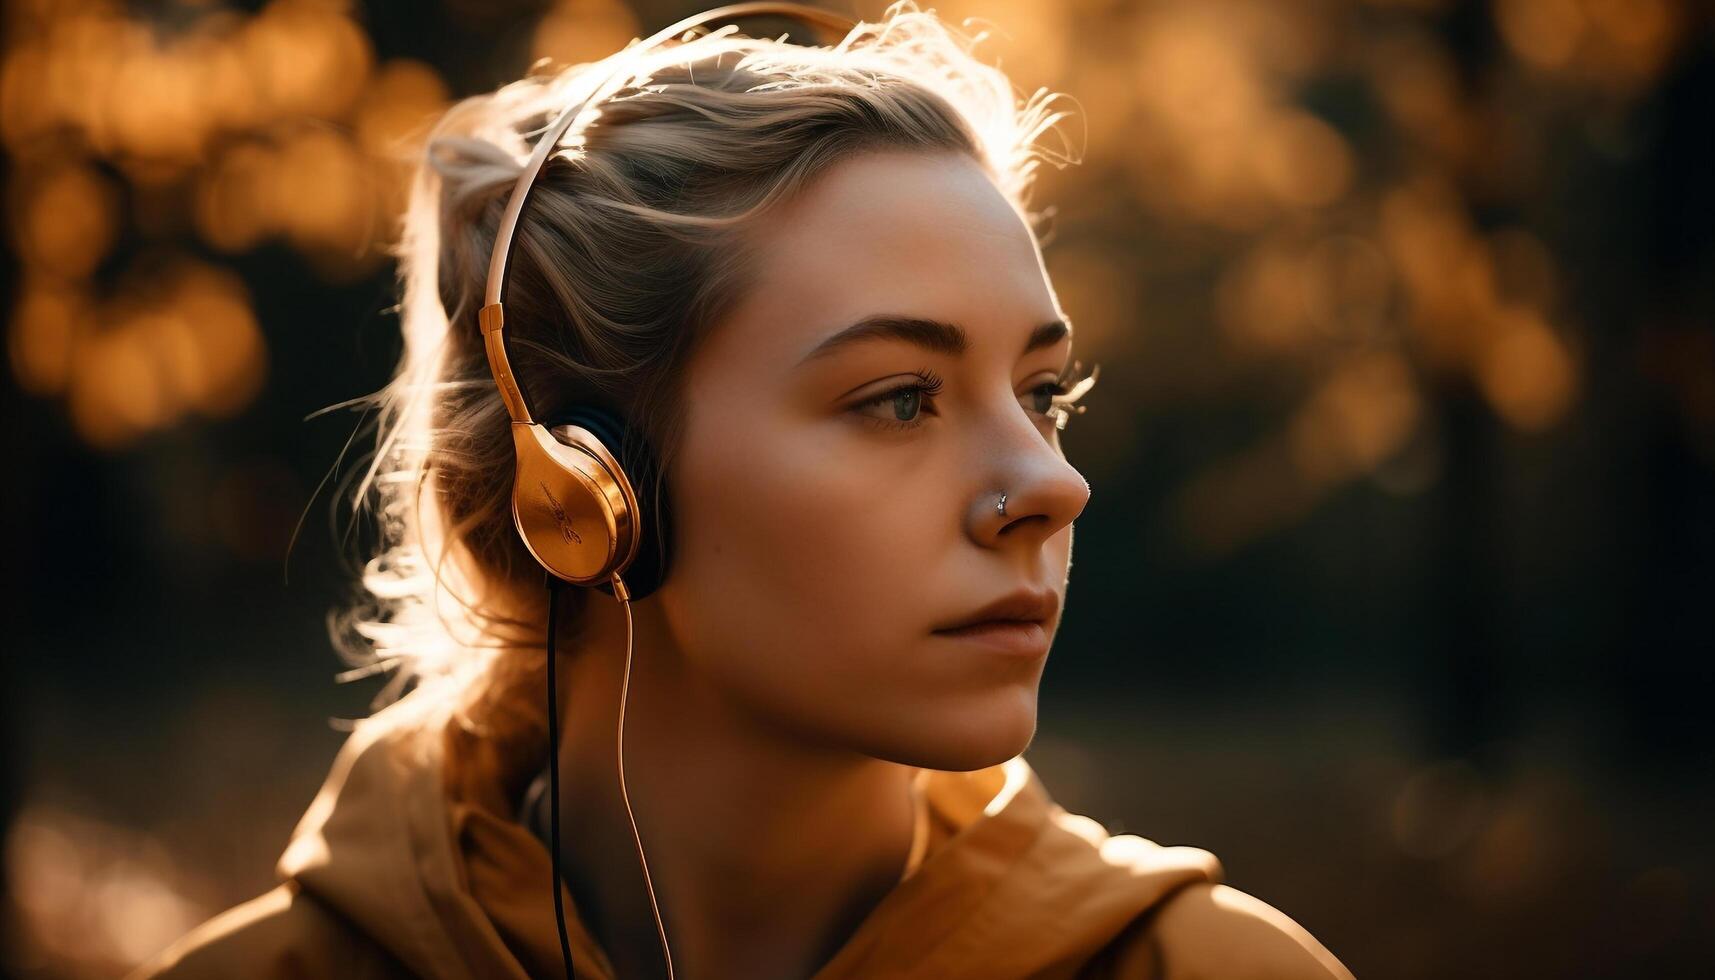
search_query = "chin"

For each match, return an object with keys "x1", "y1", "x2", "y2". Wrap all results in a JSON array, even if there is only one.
[{"x1": 869, "y1": 685, "x2": 1042, "y2": 773}]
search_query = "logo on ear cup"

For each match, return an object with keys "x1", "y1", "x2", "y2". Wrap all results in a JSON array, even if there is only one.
[{"x1": 539, "y1": 480, "x2": 583, "y2": 546}]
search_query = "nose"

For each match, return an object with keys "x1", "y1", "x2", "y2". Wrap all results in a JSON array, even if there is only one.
[{"x1": 968, "y1": 411, "x2": 1092, "y2": 550}]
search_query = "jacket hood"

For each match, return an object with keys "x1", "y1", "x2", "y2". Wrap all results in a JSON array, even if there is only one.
[{"x1": 274, "y1": 679, "x2": 1224, "y2": 979}]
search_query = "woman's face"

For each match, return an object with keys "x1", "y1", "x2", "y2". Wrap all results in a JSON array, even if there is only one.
[{"x1": 656, "y1": 149, "x2": 1091, "y2": 772}]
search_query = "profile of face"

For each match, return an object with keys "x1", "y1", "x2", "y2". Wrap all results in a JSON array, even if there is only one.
[{"x1": 653, "y1": 149, "x2": 1091, "y2": 773}]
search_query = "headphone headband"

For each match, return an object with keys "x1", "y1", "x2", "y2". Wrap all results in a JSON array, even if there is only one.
[{"x1": 478, "y1": 2, "x2": 860, "y2": 426}]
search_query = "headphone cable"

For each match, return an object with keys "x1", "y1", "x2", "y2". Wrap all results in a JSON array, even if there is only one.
[
  {"x1": 546, "y1": 573, "x2": 577, "y2": 980},
  {"x1": 546, "y1": 572, "x2": 673, "y2": 979}
]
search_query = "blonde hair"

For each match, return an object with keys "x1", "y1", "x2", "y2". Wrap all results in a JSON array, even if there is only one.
[{"x1": 325, "y1": 1, "x2": 1082, "y2": 713}]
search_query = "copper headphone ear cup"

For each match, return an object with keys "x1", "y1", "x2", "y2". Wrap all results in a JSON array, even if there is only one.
[
  {"x1": 548, "y1": 422, "x2": 643, "y2": 576},
  {"x1": 547, "y1": 406, "x2": 670, "y2": 600},
  {"x1": 510, "y1": 422, "x2": 639, "y2": 585}
]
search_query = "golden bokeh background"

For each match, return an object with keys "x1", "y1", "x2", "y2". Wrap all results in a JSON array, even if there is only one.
[{"x1": 4, "y1": 1, "x2": 1712, "y2": 977}]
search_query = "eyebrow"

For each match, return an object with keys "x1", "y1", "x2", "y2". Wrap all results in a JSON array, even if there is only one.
[{"x1": 797, "y1": 315, "x2": 1072, "y2": 366}]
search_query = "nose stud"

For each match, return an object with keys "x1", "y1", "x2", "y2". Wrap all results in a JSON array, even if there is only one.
[{"x1": 996, "y1": 491, "x2": 1008, "y2": 518}]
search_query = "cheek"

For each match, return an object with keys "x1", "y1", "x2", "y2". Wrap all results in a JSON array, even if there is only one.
[{"x1": 657, "y1": 411, "x2": 953, "y2": 701}]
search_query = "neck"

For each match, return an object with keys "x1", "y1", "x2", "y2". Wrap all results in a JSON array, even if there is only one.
[{"x1": 540, "y1": 587, "x2": 922, "y2": 980}]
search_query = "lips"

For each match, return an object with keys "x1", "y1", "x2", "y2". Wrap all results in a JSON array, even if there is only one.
[
  {"x1": 931, "y1": 616, "x2": 1051, "y2": 659},
  {"x1": 932, "y1": 588, "x2": 1059, "y2": 634}
]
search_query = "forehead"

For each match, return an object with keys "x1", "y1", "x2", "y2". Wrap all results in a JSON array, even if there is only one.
[{"x1": 715, "y1": 150, "x2": 1059, "y2": 367}]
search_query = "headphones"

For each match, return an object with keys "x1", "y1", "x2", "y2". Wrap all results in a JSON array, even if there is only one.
[
  {"x1": 480, "y1": 0, "x2": 860, "y2": 604},
  {"x1": 477, "y1": 4, "x2": 860, "y2": 978}
]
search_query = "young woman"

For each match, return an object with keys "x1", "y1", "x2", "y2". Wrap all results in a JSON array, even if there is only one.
[{"x1": 133, "y1": 3, "x2": 1356, "y2": 978}]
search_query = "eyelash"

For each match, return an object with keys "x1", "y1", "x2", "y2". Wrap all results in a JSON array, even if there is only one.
[{"x1": 853, "y1": 361, "x2": 1100, "y2": 433}]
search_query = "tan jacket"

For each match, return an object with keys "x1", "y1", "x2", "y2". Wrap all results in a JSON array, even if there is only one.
[{"x1": 129, "y1": 683, "x2": 1356, "y2": 979}]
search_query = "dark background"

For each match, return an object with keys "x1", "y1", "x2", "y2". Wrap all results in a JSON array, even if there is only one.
[{"x1": 4, "y1": 0, "x2": 1712, "y2": 977}]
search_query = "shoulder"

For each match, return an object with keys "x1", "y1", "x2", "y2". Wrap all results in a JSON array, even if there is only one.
[
  {"x1": 1105, "y1": 881, "x2": 1357, "y2": 980},
  {"x1": 125, "y1": 882, "x2": 411, "y2": 980}
]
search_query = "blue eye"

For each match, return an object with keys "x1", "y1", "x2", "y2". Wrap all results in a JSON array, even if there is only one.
[
  {"x1": 1032, "y1": 361, "x2": 1101, "y2": 431},
  {"x1": 1025, "y1": 380, "x2": 1070, "y2": 417},
  {"x1": 853, "y1": 370, "x2": 944, "y2": 432}
]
